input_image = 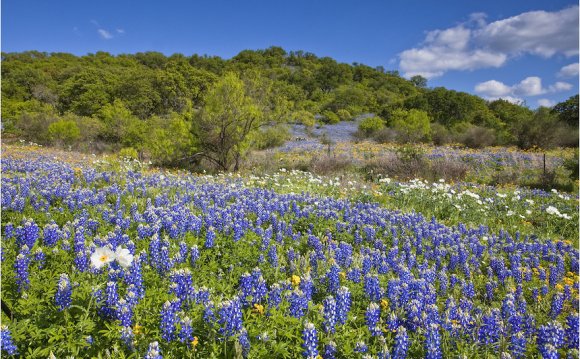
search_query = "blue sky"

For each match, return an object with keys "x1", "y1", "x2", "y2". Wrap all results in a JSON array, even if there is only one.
[{"x1": 2, "y1": 0, "x2": 578, "y2": 107}]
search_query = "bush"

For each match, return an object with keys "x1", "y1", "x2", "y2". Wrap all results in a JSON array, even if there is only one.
[
  {"x1": 292, "y1": 110, "x2": 316, "y2": 127},
  {"x1": 118, "y1": 147, "x2": 139, "y2": 160},
  {"x1": 144, "y1": 113, "x2": 195, "y2": 167},
  {"x1": 431, "y1": 123, "x2": 451, "y2": 145},
  {"x1": 309, "y1": 154, "x2": 353, "y2": 175},
  {"x1": 455, "y1": 125, "x2": 496, "y2": 148},
  {"x1": 254, "y1": 125, "x2": 290, "y2": 150},
  {"x1": 47, "y1": 119, "x2": 81, "y2": 146},
  {"x1": 358, "y1": 116, "x2": 385, "y2": 136},
  {"x1": 322, "y1": 110, "x2": 340, "y2": 124},
  {"x1": 337, "y1": 109, "x2": 352, "y2": 121},
  {"x1": 389, "y1": 108, "x2": 431, "y2": 142}
]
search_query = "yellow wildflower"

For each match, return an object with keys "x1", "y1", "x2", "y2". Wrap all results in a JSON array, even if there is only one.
[
  {"x1": 291, "y1": 275, "x2": 301, "y2": 287},
  {"x1": 253, "y1": 303, "x2": 265, "y2": 315}
]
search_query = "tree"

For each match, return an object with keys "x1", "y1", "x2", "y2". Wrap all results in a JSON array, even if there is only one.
[
  {"x1": 192, "y1": 72, "x2": 264, "y2": 171},
  {"x1": 552, "y1": 94, "x2": 579, "y2": 126},
  {"x1": 410, "y1": 75, "x2": 427, "y2": 88},
  {"x1": 358, "y1": 116, "x2": 384, "y2": 136},
  {"x1": 389, "y1": 108, "x2": 431, "y2": 142},
  {"x1": 47, "y1": 119, "x2": 80, "y2": 146}
]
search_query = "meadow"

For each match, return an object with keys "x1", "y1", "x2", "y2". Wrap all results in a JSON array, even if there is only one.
[{"x1": 1, "y1": 144, "x2": 578, "y2": 358}]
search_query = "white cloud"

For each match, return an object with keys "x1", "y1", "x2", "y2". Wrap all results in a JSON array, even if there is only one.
[
  {"x1": 475, "y1": 76, "x2": 572, "y2": 99},
  {"x1": 485, "y1": 96, "x2": 525, "y2": 105},
  {"x1": 116, "y1": 28, "x2": 125, "y2": 34},
  {"x1": 514, "y1": 77, "x2": 544, "y2": 96},
  {"x1": 97, "y1": 29, "x2": 113, "y2": 39},
  {"x1": 557, "y1": 63, "x2": 579, "y2": 78},
  {"x1": 548, "y1": 81, "x2": 573, "y2": 92},
  {"x1": 474, "y1": 80, "x2": 512, "y2": 97},
  {"x1": 399, "y1": 6, "x2": 579, "y2": 78},
  {"x1": 537, "y1": 98, "x2": 555, "y2": 107}
]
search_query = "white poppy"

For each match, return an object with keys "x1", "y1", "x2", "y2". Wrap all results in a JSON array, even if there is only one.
[
  {"x1": 90, "y1": 247, "x2": 115, "y2": 269},
  {"x1": 115, "y1": 247, "x2": 134, "y2": 268}
]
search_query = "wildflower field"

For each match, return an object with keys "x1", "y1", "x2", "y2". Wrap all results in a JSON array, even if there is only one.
[{"x1": 1, "y1": 145, "x2": 579, "y2": 358}]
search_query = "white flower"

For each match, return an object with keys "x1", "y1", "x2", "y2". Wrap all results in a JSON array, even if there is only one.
[
  {"x1": 90, "y1": 247, "x2": 115, "y2": 269},
  {"x1": 115, "y1": 247, "x2": 134, "y2": 268},
  {"x1": 526, "y1": 210, "x2": 532, "y2": 215},
  {"x1": 546, "y1": 206, "x2": 561, "y2": 216}
]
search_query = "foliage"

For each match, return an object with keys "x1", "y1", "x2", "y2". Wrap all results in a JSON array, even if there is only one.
[
  {"x1": 321, "y1": 110, "x2": 340, "y2": 124},
  {"x1": 47, "y1": 119, "x2": 81, "y2": 146},
  {"x1": 192, "y1": 72, "x2": 264, "y2": 171},
  {"x1": 552, "y1": 95, "x2": 579, "y2": 126},
  {"x1": 388, "y1": 108, "x2": 431, "y2": 142},
  {"x1": 358, "y1": 116, "x2": 385, "y2": 136},
  {"x1": 1, "y1": 147, "x2": 578, "y2": 358}
]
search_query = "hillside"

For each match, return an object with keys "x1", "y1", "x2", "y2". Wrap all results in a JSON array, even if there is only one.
[{"x1": 1, "y1": 48, "x2": 578, "y2": 170}]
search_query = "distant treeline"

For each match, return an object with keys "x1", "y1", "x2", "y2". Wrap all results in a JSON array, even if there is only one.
[{"x1": 1, "y1": 48, "x2": 578, "y2": 167}]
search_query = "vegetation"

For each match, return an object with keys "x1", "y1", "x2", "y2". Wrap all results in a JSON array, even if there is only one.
[{"x1": 1, "y1": 49, "x2": 577, "y2": 171}]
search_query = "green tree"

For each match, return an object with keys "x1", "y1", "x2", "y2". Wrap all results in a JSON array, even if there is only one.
[
  {"x1": 192, "y1": 72, "x2": 264, "y2": 171},
  {"x1": 358, "y1": 116, "x2": 385, "y2": 136},
  {"x1": 145, "y1": 113, "x2": 195, "y2": 166},
  {"x1": 389, "y1": 108, "x2": 431, "y2": 142},
  {"x1": 410, "y1": 75, "x2": 427, "y2": 88},
  {"x1": 47, "y1": 119, "x2": 81, "y2": 146},
  {"x1": 552, "y1": 94, "x2": 579, "y2": 126}
]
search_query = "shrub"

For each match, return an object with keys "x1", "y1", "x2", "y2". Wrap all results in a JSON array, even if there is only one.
[
  {"x1": 293, "y1": 110, "x2": 316, "y2": 127},
  {"x1": 389, "y1": 108, "x2": 431, "y2": 143},
  {"x1": 47, "y1": 119, "x2": 81, "y2": 146},
  {"x1": 455, "y1": 125, "x2": 496, "y2": 148},
  {"x1": 309, "y1": 154, "x2": 353, "y2": 175},
  {"x1": 358, "y1": 116, "x2": 385, "y2": 136},
  {"x1": 431, "y1": 123, "x2": 451, "y2": 145},
  {"x1": 337, "y1": 109, "x2": 352, "y2": 121},
  {"x1": 322, "y1": 110, "x2": 340, "y2": 124},
  {"x1": 254, "y1": 125, "x2": 290, "y2": 150},
  {"x1": 118, "y1": 147, "x2": 139, "y2": 160}
]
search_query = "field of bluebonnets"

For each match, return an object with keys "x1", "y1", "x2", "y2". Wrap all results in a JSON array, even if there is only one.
[{"x1": 1, "y1": 144, "x2": 579, "y2": 358}]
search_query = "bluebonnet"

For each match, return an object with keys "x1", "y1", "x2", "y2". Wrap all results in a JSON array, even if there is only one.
[
  {"x1": 539, "y1": 344, "x2": 558, "y2": 359},
  {"x1": 336, "y1": 286, "x2": 351, "y2": 325},
  {"x1": 323, "y1": 341, "x2": 336, "y2": 359},
  {"x1": 509, "y1": 331, "x2": 526, "y2": 359},
  {"x1": 238, "y1": 328, "x2": 250, "y2": 357},
  {"x1": 425, "y1": 323, "x2": 442, "y2": 359},
  {"x1": 538, "y1": 321, "x2": 565, "y2": 354},
  {"x1": 14, "y1": 245, "x2": 31, "y2": 293},
  {"x1": 1, "y1": 325, "x2": 18, "y2": 355},
  {"x1": 322, "y1": 296, "x2": 337, "y2": 334},
  {"x1": 117, "y1": 299, "x2": 133, "y2": 327},
  {"x1": 288, "y1": 289, "x2": 309, "y2": 318},
  {"x1": 43, "y1": 222, "x2": 60, "y2": 247},
  {"x1": 364, "y1": 274, "x2": 381, "y2": 301},
  {"x1": 565, "y1": 313, "x2": 579, "y2": 349},
  {"x1": 145, "y1": 341, "x2": 162, "y2": 359},
  {"x1": 268, "y1": 245, "x2": 278, "y2": 267},
  {"x1": 326, "y1": 264, "x2": 340, "y2": 294},
  {"x1": 55, "y1": 273, "x2": 72, "y2": 311},
  {"x1": 217, "y1": 297, "x2": 243, "y2": 337},
  {"x1": 392, "y1": 326, "x2": 409, "y2": 359},
  {"x1": 302, "y1": 322, "x2": 318, "y2": 358},
  {"x1": 205, "y1": 227, "x2": 216, "y2": 248},
  {"x1": 160, "y1": 299, "x2": 180, "y2": 342},
  {"x1": 366, "y1": 302, "x2": 381, "y2": 336},
  {"x1": 120, "y1": 326, "x2": 134, "y2": 348},
  {"x1": 190, "y1": 245, "x2": 200, "y2": 266},
  {"x1": 550, "y1": 293, "x2": 563, "y2": 318},
  {"x1": 179, "y1": 316, "x2": 194, "y2": 344},
  {"x1": 267, "y1": 283, "x2": 283, "y2": 309},
  {"x1": 354, "y1": 341, "x2": 368, "y2": 353}
]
